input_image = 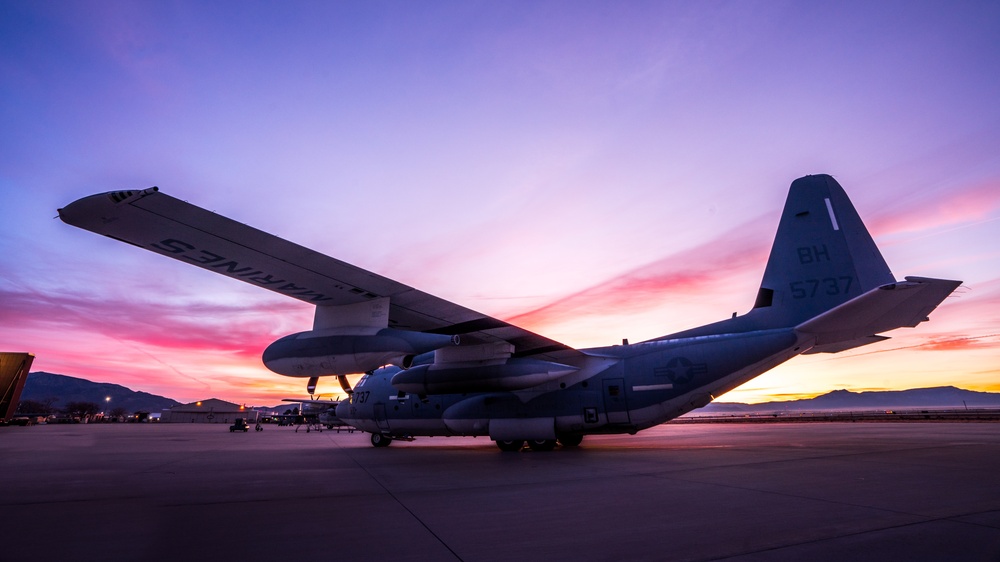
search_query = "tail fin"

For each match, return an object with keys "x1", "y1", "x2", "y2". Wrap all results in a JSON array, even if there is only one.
[
  {"x1": 749, "y1": 174, "x2": 895, "y2": 328},
  {"x1": 659, "y1": 175, "x2": 962, "y2": 344},
  {"x1": 659, "y1": 174, "x2": 960, "y2": 343}
]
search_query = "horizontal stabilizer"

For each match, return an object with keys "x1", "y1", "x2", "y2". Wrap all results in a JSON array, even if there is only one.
[{"x1": 797, "y1": 276, "x2": 962, "y2": 346}]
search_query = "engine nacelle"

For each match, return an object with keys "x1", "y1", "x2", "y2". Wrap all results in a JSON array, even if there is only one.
[
  {"x1": 390, "y1": 359, "x2": 576, "y2": 394},
  {"x1": 263, "y1": 328, "x2": 458, "y2": 377}
]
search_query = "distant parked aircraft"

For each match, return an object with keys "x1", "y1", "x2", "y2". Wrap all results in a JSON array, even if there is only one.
[
  {"x1": 60, "y1": 175, "x2": 960, "y2": 451},
  {"x1": 277, "y1": 398, "x2": 351, "y2": 432}
]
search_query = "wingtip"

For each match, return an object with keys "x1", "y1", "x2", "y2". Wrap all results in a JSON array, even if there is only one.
[{"x1": 59, "y1": 187, "x2": 161, "y2": 227}]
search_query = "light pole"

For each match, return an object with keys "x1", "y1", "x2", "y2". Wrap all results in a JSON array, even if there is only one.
[{"x1": 105, "y1": 396, "x2": 111, "y2": 421}]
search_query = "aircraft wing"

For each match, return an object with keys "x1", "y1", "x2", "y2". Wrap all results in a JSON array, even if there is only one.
[
  {"x1": 59, "y1": 188, "x2": 584, "y2": 365},
  {"x1": 796, "y1": 276, "x2": 962, "y2": 348}
]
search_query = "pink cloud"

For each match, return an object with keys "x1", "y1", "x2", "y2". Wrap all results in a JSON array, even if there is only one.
[
  {"x1": 917, "y1": 334, "x2": 1000, "y2": 351},
  {"x1": 1, "y1": 280, "x2": 346, "y2": 404},
  {"x1": 0, "y1": 285, "x2": 308, "y2": 359},
  {"x1": 869, "y1": 179, "x2": 1000, "y2": 238},
  {"x1": 505, "y1": 215, "x2": 772, "y2": 334}
]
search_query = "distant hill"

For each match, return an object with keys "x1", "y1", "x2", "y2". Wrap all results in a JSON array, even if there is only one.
[
  {"x1": 19, "y1": 372, "x2": 999, "y2": 417},
  {"x1": 701, "y1": 386, "x2": 1000, "y2": 414},
  {"x1": 20, "y1": 372, "x2": 180, "y2": 413}
]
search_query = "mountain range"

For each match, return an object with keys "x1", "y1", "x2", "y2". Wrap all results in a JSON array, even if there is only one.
[
  {"x1": 700, "y1": 386, "x2": 1000, "y2": 414},
  {"x1": 18, "y1": 372, "x2": 1000, "y2": 415},
  {"x1": 20, "y1": 372, "x2": 180, "y2": 413}
]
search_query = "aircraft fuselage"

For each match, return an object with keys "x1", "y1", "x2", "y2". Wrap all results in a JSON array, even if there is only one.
[{"x1": 337, "y1": 327, "x2": 803, "y2": 441}]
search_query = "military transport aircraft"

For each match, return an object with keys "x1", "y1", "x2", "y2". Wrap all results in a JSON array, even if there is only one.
[{"x1": 60, "y1": 175, "x2": 961, "y2": 451}]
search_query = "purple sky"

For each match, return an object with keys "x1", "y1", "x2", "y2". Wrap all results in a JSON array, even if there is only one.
[{"x1": 2, "y1": 1, "x2": 998, "y2": 405}]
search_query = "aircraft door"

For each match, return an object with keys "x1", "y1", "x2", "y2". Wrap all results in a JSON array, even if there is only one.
[
  {"x1": 374, "y1": 403, "x2": 391, "y2": 433},
  {"x1": 603, "y1": 378, "x2": 630, "y2": 424}
]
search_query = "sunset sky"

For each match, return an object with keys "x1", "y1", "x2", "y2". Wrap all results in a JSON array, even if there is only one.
[{"x1": 2, "y1": 1, "x2": 998, "y2": 407}]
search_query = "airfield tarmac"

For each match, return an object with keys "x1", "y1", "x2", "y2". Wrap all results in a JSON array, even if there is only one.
[{"x1": 1, "y1": 423, "x2": 998, "y2": 561}]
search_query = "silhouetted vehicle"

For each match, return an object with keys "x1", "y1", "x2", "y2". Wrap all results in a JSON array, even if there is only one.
[{"x1": 229, "y1": 418, "x2": 249, "y2": 432}]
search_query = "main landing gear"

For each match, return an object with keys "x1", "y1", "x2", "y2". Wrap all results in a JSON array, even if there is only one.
[
  {"x1": 494, "y1": 436, "x2": 584, "y2": 452},
  {"x1": 495, "y1": 439, "x2": 524, "y2": 452},
  {"x1": 370, "y1": 433, "x2": 393, "y2": 447},
  {"x1": 558, "y1": 434, "x2": 584, "y2": 447}
]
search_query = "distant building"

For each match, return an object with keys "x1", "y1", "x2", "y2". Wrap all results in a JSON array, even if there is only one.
[
  {"x1": 1, "y1": 353, "x2": 34, "y2": 422},
  {"x1": 159, "y1": 398, "x2": 258, "y2": 424}
]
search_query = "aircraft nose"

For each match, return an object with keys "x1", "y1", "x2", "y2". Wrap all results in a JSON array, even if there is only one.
[{"x1": 335, "y1": 400, "x2": 352, "y2": 419}]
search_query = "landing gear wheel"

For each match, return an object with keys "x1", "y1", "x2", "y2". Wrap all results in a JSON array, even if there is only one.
[
  {"x1": 558, "y1": 434, "x2": 584, "y2": 447},
  {"x1": 370, "y1": 433, "x2": 393, "y2": 448},
  {"x1": 527, "y1": 439, "x2": 557, "y2": 452},
  {"x1": 495, "y1": 439, "x2": 524, "y2": 452}
]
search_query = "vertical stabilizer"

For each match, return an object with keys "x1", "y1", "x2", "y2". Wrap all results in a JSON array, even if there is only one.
[{"x1": 750, "y1": 174, "x2": 895, "y2": 327}]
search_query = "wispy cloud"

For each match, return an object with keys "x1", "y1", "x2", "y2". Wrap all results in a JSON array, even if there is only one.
[
  {"x1": 505, "y1": 179, "x2": 1000, "y2": 344},
  {"x1": 870, "y1": 179, "x2": 1000, "y2": 238},
  {"x1": 505, "y1": 214, "x2": 772, "y2": 333},
  {"x1": 1, "y1": 284, "x2": 308, "y2": 357}
]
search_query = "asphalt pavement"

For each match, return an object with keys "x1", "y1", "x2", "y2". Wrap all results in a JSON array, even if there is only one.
[{"x1": 1, "y1": 422, "x2": 998, "y2": 561}]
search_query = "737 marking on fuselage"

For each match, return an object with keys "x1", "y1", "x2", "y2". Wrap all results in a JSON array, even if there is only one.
[{"x1": 789, "y1": 276, "x2": 853, "y2": 299}]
